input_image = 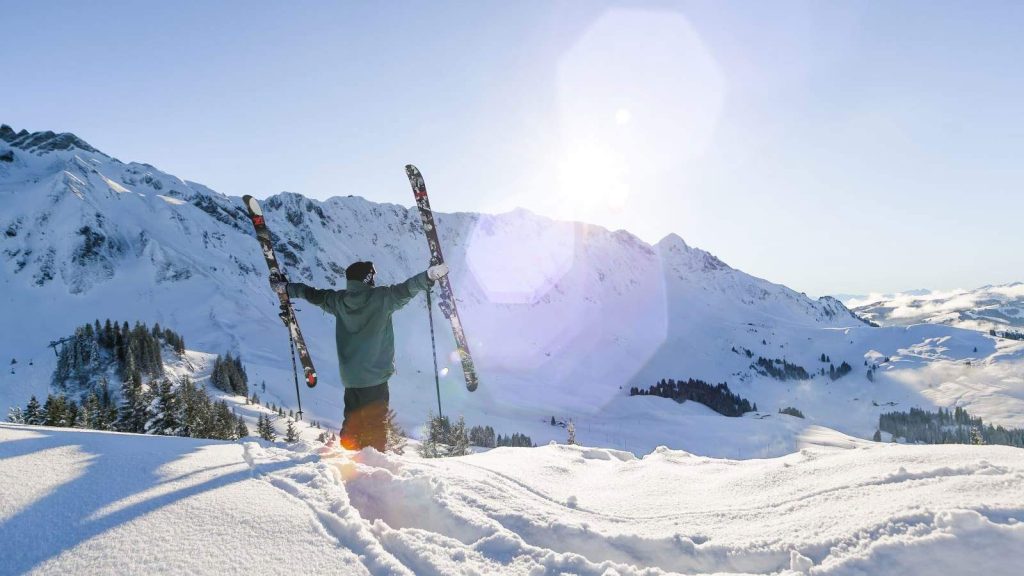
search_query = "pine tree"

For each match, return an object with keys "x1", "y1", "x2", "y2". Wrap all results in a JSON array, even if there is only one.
[
  {"x1": 147, "y1": 379, "x2": 178, "y2": 435},
  {"x1": 235, "y1": 415, "x2": 250, "y2": 439},
  {"x1": 418, "y1": 412, "x2": 444, "y2": 458},
  {"x1": 177, "y1": 377, "x2": 213, "y2": 438},
  {"x1": 566, "y1": 420, "x2": 577, "y2": 445},
  {"x1": 257, "y1": 413, "x2": 277, "y2": 441},
  {"x1": 256, "y1": 414, "x2": 266, "y2": 440},
  {"x1": 43, "y1": 394, "x2": 67, "y2": 427},
  {"x1": 284, "y1": 419, "x2": 299, "y2": 442},
  {"x1": 384, "y1": 409, "x2": 407, "y2": 454},
  {"x1": 84, "y1": 393, "x2": 102, "y2": 430},
  {"x1": 118, "y1": 369, "x2": 148, "y2": 433},
  {"x1": 232, "y1": 354, "x2": 248, "y2": 395},
  {"x1": 102, "y1": 319, "x2": 114, "y2": 348},
  {"x1": 448, "y1": 415, "x2": 470, "y2": 456},
  {"x1": 7, "y1": 406, "x2": 25, "y2": 424},
  {"x1": 212, "y1": 401, "x2": 236, "y2": 440},
  {"x1": 970, "y1": 426, "x2": 985, "y2": 445},
  {"x1": 64, "y1": 400, "x2": 81, "y2": 428},
  {"x1": 872, "y1": 429, "x2": 882, "y2": 442},
  {"x1": 24, "y1": 396, "x2": 42, "y2": 425}
]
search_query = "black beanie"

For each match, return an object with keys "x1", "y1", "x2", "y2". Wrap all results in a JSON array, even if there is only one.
[{"x1": 346, "y1": 261, "x2": 375, "y2": 282}]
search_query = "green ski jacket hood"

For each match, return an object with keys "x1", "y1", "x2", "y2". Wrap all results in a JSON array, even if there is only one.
[{"x1": 287, "y1": 271, "x2": 431, "y2": 388}]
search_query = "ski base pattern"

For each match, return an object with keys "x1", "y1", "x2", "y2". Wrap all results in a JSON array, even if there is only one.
[
  {"x1": 405, "y1": 165, "x2": 479, "y2": 392},
  {"x1": 242, "y1": 195, "x2": 317, "y2": 388}
]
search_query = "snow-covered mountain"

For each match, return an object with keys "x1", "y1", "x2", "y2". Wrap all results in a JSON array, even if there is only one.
[
  {"x1": 852, "y1": 284, "x2": 1024, "y2": 333},
  {"x1": 3, "y1": 124, "x2": 1023, "y2": 453}
]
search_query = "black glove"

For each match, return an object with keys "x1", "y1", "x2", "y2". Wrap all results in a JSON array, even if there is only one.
[{"x1": 270, "y1": 273, "x2": 289, "y2": 295}]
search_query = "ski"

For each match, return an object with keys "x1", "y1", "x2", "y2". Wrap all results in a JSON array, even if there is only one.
[
  {"x1": 242, "y1": 195, "x2": 318, "y2": 388},
  {"x1": 405, "y1": 165, "x2": 480, "y2": 392}
]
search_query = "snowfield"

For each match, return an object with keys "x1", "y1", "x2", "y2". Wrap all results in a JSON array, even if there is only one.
[{"x1": 2, "y1": 423, "x2": 1022, "y2": 576}]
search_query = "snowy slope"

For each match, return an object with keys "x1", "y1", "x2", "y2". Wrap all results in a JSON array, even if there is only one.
[
  {"x1": 2, "y1": 423, "x2": 1023, "y2": 575},
  {"x1": 852, "y1": 284, "x2": 1024, "y2": 333},
  {"x1": 3, "y1": 124, "x2": 1023, "y2": 455}
]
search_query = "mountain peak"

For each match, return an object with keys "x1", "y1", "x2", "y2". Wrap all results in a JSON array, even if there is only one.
[
  {"x1": 0, "y1": 124, "x2": 100, "y2": 155},
  {"x1": 657, "y1": 232, "x2": 689, "y2": 250}
]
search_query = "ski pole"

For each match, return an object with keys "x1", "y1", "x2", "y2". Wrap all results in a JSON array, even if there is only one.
[
  {"x1": 426, "y1": 285, "x2": 443, "y2": 419},
  {"x1": 282, "y1": 306, "x2": 304, "y2": 421}
]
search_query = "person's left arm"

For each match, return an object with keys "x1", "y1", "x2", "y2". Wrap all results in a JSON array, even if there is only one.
[{"x1": 379, "y1": 271, "x2": 432, "y2": 312}]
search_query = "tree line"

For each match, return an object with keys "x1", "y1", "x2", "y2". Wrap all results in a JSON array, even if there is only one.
[
  {"x1": 630, "y1": 378, "x2": 756, "y2": 417},
  {"x1": 990, "y1": 329, "x2": 1024, "y2": 341},
  {"x1": 419, "y1": 414, "x2": 535, "y2": 457},
  {"x1": 8, "y1": 377, "x2": 249, "y2": 441},
  {"x1": 753, "y1": 356, "x2": 810, "y2": 381},
  {"x1": 52, "y1": 319, "x2": 186, "y2": 391},
  {"x1": 879, "y1": 406, "x2": 1024, "y2": 448},
  {"x1": 210, "y1": 352, "x2": 248, "y2": 396}
]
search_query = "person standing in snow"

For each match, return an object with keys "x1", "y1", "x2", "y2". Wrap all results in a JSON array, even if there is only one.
[{"x1": 273, "y1": 261, "x2": 449, "y2": 451}]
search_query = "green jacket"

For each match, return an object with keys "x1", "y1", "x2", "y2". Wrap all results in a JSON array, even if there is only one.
[{"x1": 287, "y1": 271, "x2": 431, "y2": 388}]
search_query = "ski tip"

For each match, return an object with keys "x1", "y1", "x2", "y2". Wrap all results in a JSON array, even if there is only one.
[
  {"x1": 306, "y1": 371, "x2": 317, "y2": 388},
  {"x1": 405, "y1": 164, "x2": 419, "y2": 175},
  {"x1": 242, "y1": 195, "x2": 263, "y2": 216}
]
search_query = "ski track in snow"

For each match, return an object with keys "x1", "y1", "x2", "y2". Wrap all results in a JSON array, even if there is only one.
[{"x1": 234, "y1": 430, "x2": 1024, "y2": 575}]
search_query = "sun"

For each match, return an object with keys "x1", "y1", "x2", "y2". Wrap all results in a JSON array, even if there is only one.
[{"x1": 556, "y1": 139, "x2": 629, "y2": 213}]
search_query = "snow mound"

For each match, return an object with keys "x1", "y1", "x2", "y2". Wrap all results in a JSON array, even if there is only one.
[{"x1": 2, "y1": 423, "x2": 1022, "y2": 575}]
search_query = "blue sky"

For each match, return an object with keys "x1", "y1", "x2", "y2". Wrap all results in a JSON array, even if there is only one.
[{"x1": 3, "y1": 1, "x2": 1023, "y2": 296}]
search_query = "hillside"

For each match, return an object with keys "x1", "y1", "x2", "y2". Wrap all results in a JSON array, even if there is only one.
[
  {"x1": 4, "y1": 124, "x2": 1024, "y2": 453},
  {"x1": 852, "y1": 284, "x2": 1024, "y2": 333},
  {"x1": 3, "y1": 423, "x2": 1023, "y2": 575}
]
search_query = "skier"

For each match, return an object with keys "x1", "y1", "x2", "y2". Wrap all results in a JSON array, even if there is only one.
[{"x1": 273, "y1": 261, "x2": 449, "y2": 451}]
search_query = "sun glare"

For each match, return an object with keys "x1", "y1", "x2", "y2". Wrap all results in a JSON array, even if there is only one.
[
  {"x1": 557, "y1": 139, "x2": 629, "y2": 212},
  {"x1": 552, "y1": 8, "x2": 725, "y2": 225}
]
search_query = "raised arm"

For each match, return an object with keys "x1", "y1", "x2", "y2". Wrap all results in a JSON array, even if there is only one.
[
  {"x1": 379, "y1": 271, "x2": 432, "y2": 313},
  {"x1": 287, "y1": 283, "x2": 345, "y2": 315}
]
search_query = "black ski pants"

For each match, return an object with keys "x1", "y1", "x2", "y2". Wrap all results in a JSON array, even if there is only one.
[{"x1": 340, "y1": 381, "x2": 389, "y2": 452}]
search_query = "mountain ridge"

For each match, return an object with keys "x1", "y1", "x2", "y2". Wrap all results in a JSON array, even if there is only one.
[{"x1": 3, "y1": 123, "x2": 1022, "y2": 454}]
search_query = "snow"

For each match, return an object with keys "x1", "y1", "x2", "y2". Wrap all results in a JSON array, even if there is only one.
[
  {"x1": 2, "y1": 423, "x2": 1023, "y2": 575},
  {"x1": 3, "y1": 128, "x2": 1024, "y2": 575},
  {"x1": 156, "y1": 194, "x2": 186, "y2": 206},
  {"x1": 853, "y1": 284, "x2": 1024, "y2": 332},
  {"x1": 3, "y1": 127, "x2": 1024, "y2": 459}
]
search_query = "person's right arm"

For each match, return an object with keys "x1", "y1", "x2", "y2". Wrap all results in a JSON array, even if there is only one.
[{"x1": 287, "y1": 283, "x2": 344, "y2": 314}]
